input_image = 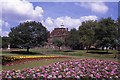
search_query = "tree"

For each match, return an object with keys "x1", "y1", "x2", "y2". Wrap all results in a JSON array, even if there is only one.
[
  {"x1": 65, "y1": 28, "x2": 81, "y2": 50},
  {"x1": 95, "y1": 17, "x2": 116, "y2": 52},
  {"x1": 9, "y1": 21, "x2": 48, "y2": 53},
  {"x1": 79, "y1": 20, "x2": 97, "y2": 52},
  {"x1": 116, "y1": 16, "x2": 120, "y2": 51},
  {"x1": 2, "y1": 37, "x2": 10, "y2": 48},
  {"x1": 0, "y1": 36, "x2": 2, "y2": 49},
  {"x1": 52, "y1": 38, "x2": 64, "y2": 50}
]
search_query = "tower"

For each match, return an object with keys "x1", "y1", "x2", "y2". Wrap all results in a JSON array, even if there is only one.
[{"x1": 61, "y1": 23, "x2": 64, "y2": 28}]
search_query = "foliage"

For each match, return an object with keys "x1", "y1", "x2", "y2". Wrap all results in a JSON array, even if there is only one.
[
  {"x1": 52, "y1": 38, "x2": 64, "y2": 50},
  {"x1": 9, "y1": 21, "x2": 48, "y2": 52},
  {"x1": 6, "y1": 17, "x2": 119, "y2": 51},
  {"x1": 116, "y1": 16, "x2": 120, "y2": 50},
  {"x1": 0, "y1": 36, "x2": 2, "y2": 48},
  {"x1": 95, "y1": 17, "x2": 116, "y2": 50},
  {"x1": 65, "y1": 28, "x2": 81, "y2": 50},
  {"x1": 64, "y1": 17, "x2": 118, "y2": 51},
  {"x1": 78, "y1": 20, "x2": 97, "y2": 50},
  {"x1": 2, "y1": 36, "x2": 10, "y2": 48}
]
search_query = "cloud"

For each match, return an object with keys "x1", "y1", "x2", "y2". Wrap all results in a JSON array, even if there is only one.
[
  {"x1": 0, "y1": 19, "x2": 10, "y2": 28},
  {"x1": 0, "y1": 28, "x2": 1, "y2": 36},
  {"x1": 80, "y1": 15, "x2": 97, "y2": 21},
  {"x1": 43, "y1": 15, "x2": 97, "y2": 31},
  {"x1": 1, "y1": 0, "x2": 44, "y2": 22},
  {"x1": 0, "y1": 27, "x2": 9, "y2": 37},
  {"x1": 0, "y1": 15, "x2": 97, "y2": 36},
  {"x1": 43, "y1": 16, "x2": 81, "y2": 31},
  {"x1": 0, "y1": 1, "x2": 98, "y2": 36},
  {"x1": 0, "y1": 31, "x2": 9, "y2": 37},
  {"x1": 0, "y1": 19, "x2": 11, "y2": 37},
  {"x1": 1, "y1": 0, "x2": 44, "y2": 36},
  {"x1": 76, "y1": 2, "x2": 108, "y2": 14}
]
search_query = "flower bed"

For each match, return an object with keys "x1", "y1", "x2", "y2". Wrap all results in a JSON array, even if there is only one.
[
  {"x1": 1, "y1": 56, "x2": 71, "y2": 66},
  {"x1": 2, "y1": 59, "x2": 120, "y2": 79}
]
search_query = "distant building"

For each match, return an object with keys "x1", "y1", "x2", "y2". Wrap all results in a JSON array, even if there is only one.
[{"x1": 45, "y1": 24, "x2": 69, "y2": 50}]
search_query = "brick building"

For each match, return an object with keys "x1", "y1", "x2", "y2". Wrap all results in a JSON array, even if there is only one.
[{"x1": 45, "y1": 25, "x2": 69, "y2": 50}]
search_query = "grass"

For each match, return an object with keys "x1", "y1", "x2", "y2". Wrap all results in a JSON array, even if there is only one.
[
  {"x1": 2, "y1": 58, "x2": 73, "y2": 70},
  {"x1": 1, "y1": 48, "x2": 55, "y2": 56},
  {"x1": 47, "y1": 49, "x2": 119, "y2": 60},
  {"x1": 1, "y1": 48, "x2": 120, "y2": 70},
  {"x1": 1, "y1": 49, "x2": 119, "y2": 60}
]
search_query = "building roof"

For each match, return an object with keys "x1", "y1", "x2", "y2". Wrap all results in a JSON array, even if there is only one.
[{"x1": 50, "y1": 28, "x2": 69, "y2": 38}]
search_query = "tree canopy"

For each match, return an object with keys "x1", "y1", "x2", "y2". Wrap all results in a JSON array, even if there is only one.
[
  {"x1": 0, "y1": 36, "x2": 2, "y2": 48},
  {"x1": 2, "y1": 37, "x2": 10, "y2": 48},
  {"x1": 95, "y1": 17, "x2": 116, "y2": 50},
  {"x1": 65, "y1": 28, "x2": 81, "y2": 50},
  {"x1": 116, "y1": 16, "x2": 120, "y2": 50},
  {"x1": 9, "y1": 21, "x2": 48, "y2": 52},
  {"x1": 52, "y1": 38, "x2": 64, "y2": 50},
  {"x1": 65, "y1": 17, "x2": 119, "y2": 51},
  {"x1": 79, "y1": 20, "x2": 97, "y2": 51},
  {"x1": 4, "y1": 17, "x2": 119, "y2": 51}
]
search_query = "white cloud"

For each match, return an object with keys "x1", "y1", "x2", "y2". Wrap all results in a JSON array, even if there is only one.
[
  {"x1": 0, "y1": 31, "x2": 9, "y2": 37},
  {"x1": 79, "y1": 2, "x2": 108, "y2": 14},
  {"x1": 0, "y1": 15, "x2": 97, "y2": 36},
  {"x1": 0, "y1": 28, "x2": 1, "y2": 31},
  {"x1": 0, "y1": 0, "x2": 98, "y2": 36},
  {"x1": 0, "y1": 19, "x2": 11, "y2": 37},
  {"x1": 0, "y1": 0, "x2": 44, "y2": 36},
  {"x1": 43, "y1": 15, "x2": 97, "y2": 31},
  {"x1": 1, "y1": 0, "x2": 44, "y2": 22},
  {"x1": 0, "y1": 19, "x2": 10, "y2": 28},
  {"x1": 43, "y1": 16, "x2": 81, "y2": 31},
  {"x1": 80, "y1": 15, "x2": 97, "y2": 21},
  {"x1": 45, "y1": 17, "x2": 54, "y2": 25},
  {"x1": 0, "y1": 26, "x2": 9, "y2": 37}
]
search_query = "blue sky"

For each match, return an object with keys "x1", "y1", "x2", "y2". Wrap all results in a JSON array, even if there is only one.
[
  {"x1": 32, "y1": 2, "x2": 118, "y2": 19},
  {"x1": 0, "y1": 0, "x2": 119, "y2": 36}
]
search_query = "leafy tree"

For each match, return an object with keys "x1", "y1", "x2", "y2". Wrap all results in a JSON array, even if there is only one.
[
  {"x1": 95, "y1": 17, "x2": 116, "y2": 52},
  {"x1": 9, "y1": 21, "x2": 48, "y2": 53},
  {"x1": 116, "y1": 16, "x2": 120, "y2": 51},
  {"x1": 79, "y1": 20, "x2": 97, "y2": 52},
  {"x1": 65, "y1": 28, "x2": 81, "y2": 50},
  {"x1": 2, "y1": 37, "x2": 10, "y2": 48},
  {"x1": 0, "y1": 36, "x2": 2, "y2": 49},
  {"x1": 52, "y1": 38, "x2": 64, "y2": 50}
]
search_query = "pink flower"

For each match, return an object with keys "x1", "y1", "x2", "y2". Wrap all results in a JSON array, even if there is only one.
[{"x1": 2, "y1": 59, "x2": 120, "y2": 79}]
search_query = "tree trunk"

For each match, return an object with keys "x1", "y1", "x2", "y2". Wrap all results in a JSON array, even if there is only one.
[
  {"x1": 86, "y1": 45, "x2": 89, "y2": 53},
  {"x1": 58, "y1": 46, "x2": 60, "y2": 51},
  {"x1": 102, "y1": 46, "x2": 104, "y2": 50},
  {"x1": 27, "y1": 46, "x2": 30, "y2": 53},
  {"x1": 118, "y1": 45, "x2": 120, "y2": 51},
  {"x1": 106, "y1": 46, "x2": 108, "y2": 53}
]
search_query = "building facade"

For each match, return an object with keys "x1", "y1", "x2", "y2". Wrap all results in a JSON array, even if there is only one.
[{"x1": 45, "y1": 26, "x2": 69, "y2": 50}]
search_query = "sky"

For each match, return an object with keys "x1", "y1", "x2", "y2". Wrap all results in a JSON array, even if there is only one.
[{"x1": 0, "y1": 0, "x2": 119, "y2": 37}]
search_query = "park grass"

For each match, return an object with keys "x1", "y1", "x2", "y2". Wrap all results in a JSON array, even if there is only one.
[
  {"x1": 1, "y1": 48, "x2": 54, "y2": 56},
  {"x1": 2, "y1": 58, "x2": 73, "y2": 70},
  {"x1": 48, "y1": 50, "x2": 119, "y2": 60},
  {"x1": 1, "y1": 48, "x2": 120, "y2": 70},
  {"x1": 1, "y1": 48, "x2": 119, "y2": 60}
]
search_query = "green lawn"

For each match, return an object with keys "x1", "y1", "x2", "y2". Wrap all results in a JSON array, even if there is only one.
[
  {"x1": 1, "y1": 48, "x2": 119, "y2": 60},
  {"x1": 1, "y1": 48, "x2": 120, "y2": 70},
  {"x1": 2, "y1": 58, "x2": 73, "y2": 70},
  {"x1": 43, "y1": 49, "x2": 119, "y2": 60}
]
